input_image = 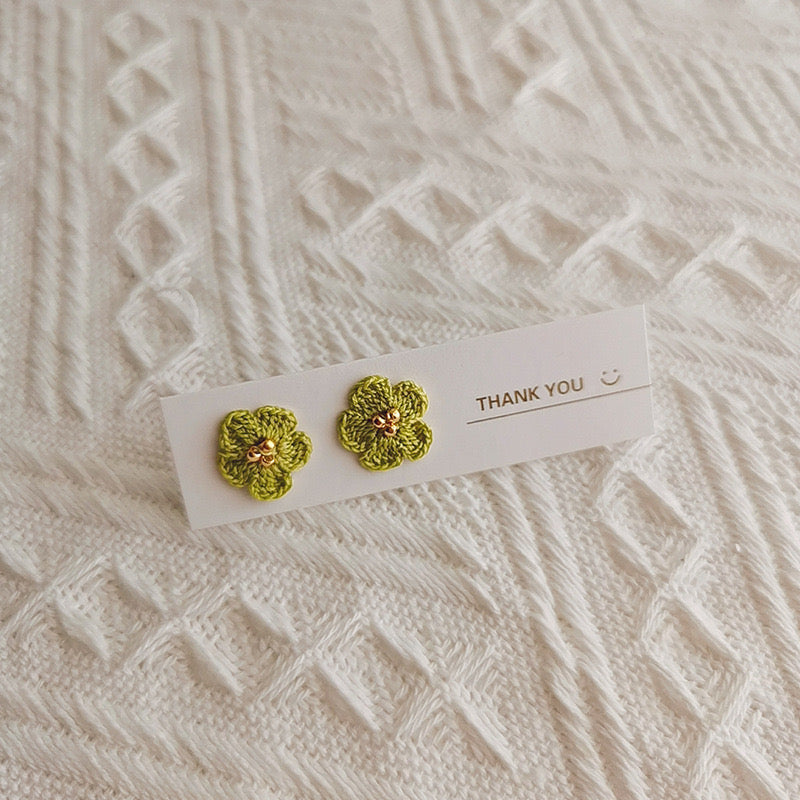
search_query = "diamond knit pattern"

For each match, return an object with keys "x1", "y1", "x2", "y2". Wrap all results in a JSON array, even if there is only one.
[{"x1": 2, "y1": 1, "x2": 800, "y2": 798}]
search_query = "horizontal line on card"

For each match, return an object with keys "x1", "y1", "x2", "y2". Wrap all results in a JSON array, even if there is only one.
[{"x1": 465, "y1": 384, "x2": 652, "y2": 425}]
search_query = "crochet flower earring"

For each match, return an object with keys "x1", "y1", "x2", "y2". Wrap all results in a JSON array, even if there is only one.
[
  {"x1": 217, "y1": 406, "x2": 311, "y2": 500},
  {"x1": 337, "y1": 375, "x2": 432, "y2": 471}
]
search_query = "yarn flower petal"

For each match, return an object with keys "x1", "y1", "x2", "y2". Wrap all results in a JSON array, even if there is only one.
[
  {"x1": 390, "y1": 380, "x2": 428, "y2": 420},
  {"x1": 396, "y1": 418, "x2": 433, "y2": 461},
  {"x1": 248, "y1": 465, "x2": 293, "y2": 501},
  {"x1": 337, "y1": 376, "x2": 433, "y2": 471},
  {"x1": 277, "y1": 430, "x2": 313, "y2": 473},
  {"x1": 338, "y1": 408, "x2": 376, "y2": 454},
  {"x1": 359, "y1": 437, "x2": 404, "y2": 471},
  {"x1": 346, "y1": 375, "x2": 392, "y2": 417},
  {"x1": 253, "y1": 406, "x2": 299, "y2": 442},
  {"x1": 217, "y1": 406, "x2": 311, "y2": 500},
  {"x1": 217, "y1": 453, "x2": 258, "y2": 488},
  {"x1": 218, "y1": 409, "x2": 261, "y2": 455}
]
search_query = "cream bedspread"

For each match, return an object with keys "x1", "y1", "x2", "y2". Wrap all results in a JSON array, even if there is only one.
[{"x1": 2, "y1": 1, "x2": 800, "y2": 798}]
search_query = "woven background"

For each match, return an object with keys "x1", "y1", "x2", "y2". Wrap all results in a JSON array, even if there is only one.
[{"x1": 2, "y1": 1, "x2": 800, "y2": 797}]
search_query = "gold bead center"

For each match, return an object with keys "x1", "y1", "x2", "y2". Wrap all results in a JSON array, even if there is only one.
[
  {"x1": 246, "y1": 438, "x2": 276, "y2": 466},
  {"x1": 371, "y1": 408, "x2": 400, "y2": 437}
]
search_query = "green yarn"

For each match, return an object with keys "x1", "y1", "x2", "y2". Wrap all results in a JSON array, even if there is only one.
[
  {"x1": 337, "y1": 375, "x2": 433, "y2": 471},
  {"x1": 217, "y1": 406, "x2": 311, "y2": 501}
]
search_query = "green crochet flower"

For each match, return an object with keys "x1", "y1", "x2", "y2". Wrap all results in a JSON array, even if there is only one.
[
  {"x1": 337, "y1": 375, "x2": 433, "y2": 471},
  {"x1": 217, "y1": 406, "x2": 311, "y2": 501}
]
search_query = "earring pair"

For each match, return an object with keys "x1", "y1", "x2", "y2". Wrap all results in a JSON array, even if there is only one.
[{"x1": 217, "y1": 375, "x2": 433, "y2": 501}]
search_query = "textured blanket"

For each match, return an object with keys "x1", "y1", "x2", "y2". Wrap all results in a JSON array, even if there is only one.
[{"x1": 2, "y1": 1, "x2": 800, "y2": 798}]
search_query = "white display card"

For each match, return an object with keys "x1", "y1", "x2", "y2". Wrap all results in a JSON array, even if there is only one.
[{"x1": 161, "y1": 306, "x2": 653, "y2": 529}]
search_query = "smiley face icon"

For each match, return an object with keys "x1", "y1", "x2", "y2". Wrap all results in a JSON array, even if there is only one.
[{"x1": 600, "y1": 369, "x2": 621, "y2": 386}]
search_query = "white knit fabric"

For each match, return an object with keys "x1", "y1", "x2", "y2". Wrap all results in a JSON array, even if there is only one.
[{"x1": 2, "y1": 1, "x2": 800, "y2": 797}]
